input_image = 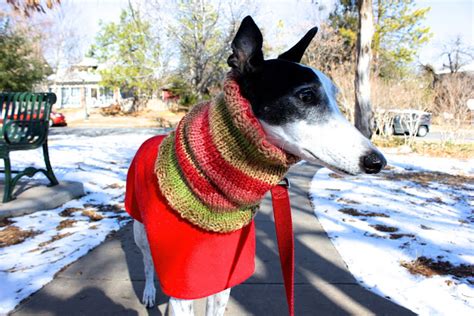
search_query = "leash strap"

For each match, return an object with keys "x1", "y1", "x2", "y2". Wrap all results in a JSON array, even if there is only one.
[{"x1": 271, "y1": 179, "x2": 294, "y2": 316}]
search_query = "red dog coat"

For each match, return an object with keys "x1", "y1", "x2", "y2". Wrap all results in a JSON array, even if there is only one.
[{"x1": 125, "y1": 135, "x2": 256, "y2": 299}]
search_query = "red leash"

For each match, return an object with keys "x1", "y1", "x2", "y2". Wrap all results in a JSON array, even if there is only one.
[{"x1": 271, "y1": 178, "x2": 294, "y2": 316}]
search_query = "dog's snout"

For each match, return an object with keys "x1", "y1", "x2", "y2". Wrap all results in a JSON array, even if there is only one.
[{"x1": 361, "y1": 151, "x2": 386, "y2": 174}]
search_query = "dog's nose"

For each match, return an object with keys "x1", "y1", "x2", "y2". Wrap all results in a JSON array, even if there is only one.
[{"x1": 361, "y1": 151, "x2": 386, "y2": 174}]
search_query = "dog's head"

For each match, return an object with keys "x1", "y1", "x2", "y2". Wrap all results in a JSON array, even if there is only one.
[{"x1": 228, "y1": 16, "x2": 386, "y2": 175}]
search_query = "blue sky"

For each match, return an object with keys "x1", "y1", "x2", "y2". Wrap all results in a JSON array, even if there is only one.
[
  {"x1": 416, "y1": 0, "x2": 473, "y2": 67},
  {"x1": 65, "y1": 0, "x2": 473, "y2": 69}
]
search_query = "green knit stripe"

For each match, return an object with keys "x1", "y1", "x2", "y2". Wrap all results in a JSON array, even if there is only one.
[{"x1": 156, "y1": 133, "x2": 255, "y2": 233}]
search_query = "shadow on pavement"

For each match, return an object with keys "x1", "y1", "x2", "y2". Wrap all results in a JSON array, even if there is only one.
[{"x1": 11, "y1": 162, "x2": 415, "y2": 316}]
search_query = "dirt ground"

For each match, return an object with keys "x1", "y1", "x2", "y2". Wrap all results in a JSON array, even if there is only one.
[{"x1": 57, "y1": 107, "x2": 185, "y2": 128}]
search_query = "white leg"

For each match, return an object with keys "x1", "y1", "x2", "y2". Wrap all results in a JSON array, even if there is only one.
[
  {"x1": 133, "y1": 220, "x2": 156, "y2": 308},
  {"x1": 169, "y1": 297, "x2": 194, "y2": 316},
  {"x1": 206, "y1": 288, "x2": 231, "y2": 316}
]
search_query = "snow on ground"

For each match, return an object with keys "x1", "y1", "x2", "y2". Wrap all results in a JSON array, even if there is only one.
[
  {"x1": 310, "y1": 153, "x2": 474, "y2": 315},
  {"x1": 1, "y1": 129, "x2": 472, "y2": 315},
  {"x1": 0, "y1": 130, "x2": 166, "y2": 314}
]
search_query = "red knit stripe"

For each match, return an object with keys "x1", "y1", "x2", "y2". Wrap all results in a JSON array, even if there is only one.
[
  {"x1": 174, "y1": 113, "x2": 239, "y2": 210},
  {"x1": 187, "y1": 105, "x2": 273, "y2": 205}
]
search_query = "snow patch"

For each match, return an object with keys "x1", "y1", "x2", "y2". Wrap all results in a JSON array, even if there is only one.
[
  {"x1": 310, "y1": 153, "x2": 474, "y2": 315},
  {"x1": 0, "y1": 132, "x2": 161, "y2": 314}
]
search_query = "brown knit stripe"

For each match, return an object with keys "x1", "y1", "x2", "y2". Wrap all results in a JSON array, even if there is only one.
[
  {"x1": 175, "y1": 103, "x2": 240, "y2": 211},
  {"x1": 208, "y1": 96, "x2": 286, "y2": 183},
  {"x1": 155, "y1": 134, "x2": 255, "y2": 233}
]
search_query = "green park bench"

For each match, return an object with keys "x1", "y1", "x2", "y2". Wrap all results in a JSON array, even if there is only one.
[{"x1": 0, "y1": 92, "x2": 59, "y2": 203}]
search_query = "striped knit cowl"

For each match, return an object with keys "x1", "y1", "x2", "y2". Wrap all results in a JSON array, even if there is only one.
[{"x1": 155, "y1": 73, "x2": 298, "y2": 233}]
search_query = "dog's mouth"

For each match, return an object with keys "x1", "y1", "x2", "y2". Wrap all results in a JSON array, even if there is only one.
[{"x1": 303, "y1": 148, "x2": 355, "y2": 176}]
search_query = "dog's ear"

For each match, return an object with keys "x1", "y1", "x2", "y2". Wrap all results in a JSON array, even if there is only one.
[
  {"x1": 278, "y1": 26, "x2": 318, "y2": 63},
  {"x1": 227, "y1": 16, "x2": 264, "y2": 75}
]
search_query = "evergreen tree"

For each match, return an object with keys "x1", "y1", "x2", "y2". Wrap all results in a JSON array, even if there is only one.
[
  {"x1": 89, "y1": 3, "x2": 161, "y2": 108},
  {"x1": 0, "y1": 19, "x2": 51, "y2": 91}
]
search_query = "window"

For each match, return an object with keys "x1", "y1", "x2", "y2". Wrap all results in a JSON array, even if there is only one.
[
  {"x1": 60, "y1": 87, "x2": 81, "y2": 107},
  {"x1": 61, "y1": 87, "x2": 70, "y2": 106},
  {"x1": 71, "y1": 88, "x2": 80, "y2": 97},
  {"x1": 99, "y1": 87, "x2": 114, "y2": 104}
]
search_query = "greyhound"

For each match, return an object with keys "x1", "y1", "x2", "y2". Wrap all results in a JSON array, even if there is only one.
[{"x1": 130, "y1": 16, "x2": 386, "y2": 316}]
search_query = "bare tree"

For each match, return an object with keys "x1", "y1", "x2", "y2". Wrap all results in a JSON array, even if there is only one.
[
  {"x1": 303, "y1": 23, "x2": 352, "y2": 74},
  {"x1": 441, "y1": 36, "x2": 474, "y2": 73},
  {"x1": 150, "y1": 0, "x2": 257, "y2": 100},
  {"x1": 39, "y1": 2, "x2": 84, "y2": 74},
  {"x1": 354, "y1": 0, "x2": 374, "y2": 139},
  {"x1": 434, "y1": 75, "x2": 473, "y2": 121},
  {"x1": 304, "y1": 24, "x2": 356, "y2": 122}
]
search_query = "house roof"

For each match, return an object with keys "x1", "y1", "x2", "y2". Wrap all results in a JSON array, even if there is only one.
[
  {"x1": 48, "y1": 70, "x2": 101, "y2": 84},
  {"x1": 47, "y1": 57, "x2": 102, "y2": 84},
  {"x1": 74, "y1": 57, "x2": 99, "y2": 68}
]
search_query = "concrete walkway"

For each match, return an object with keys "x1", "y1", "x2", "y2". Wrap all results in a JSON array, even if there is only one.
[
  {"x1": 0, "y1": 180, "x2": 84, "y2": 218},
  {"x1": 11, "y1": 163, "x2": 415, "y2": 315}
]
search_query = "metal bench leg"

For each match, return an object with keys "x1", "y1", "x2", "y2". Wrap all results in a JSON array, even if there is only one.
[
  {"x1": 3, "y1": 156, "x2": 13, "y2": 203},
  {"x1": 43, "y1": 142, "x2": 59, "y2": 186}
]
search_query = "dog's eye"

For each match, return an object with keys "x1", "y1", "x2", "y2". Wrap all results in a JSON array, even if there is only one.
[{"x1": 298, "y1": 90, "x2": 315, "y2": 103}]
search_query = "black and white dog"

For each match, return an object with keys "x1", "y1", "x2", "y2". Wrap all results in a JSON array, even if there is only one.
[{"x1": 133, "y1": 16, "x2": 385, "y2": 316}]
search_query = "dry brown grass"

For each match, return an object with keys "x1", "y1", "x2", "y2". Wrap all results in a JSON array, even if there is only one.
[
  {"x1": 103, "y1": 183, "x2": 124, "y2": 189},
  {"x1": 59, "y1": 207, "x2": 83, "y2": 217},
  {"x1": 401, "y1": 256, "x2": 474, "y2": 278},
  {"x1": 372, "y1": 135, "x2": 474, "y2": 159},
  {"x1": 372, "y1": 136, "x2": 406, "y2": 148},
  {"x1": 0, "y1": 226, "x2": 40, "y2": 248},
  {"x1": 336, "y1": 197, "x2": 360, "y2": 204},
  {"x1": 382, "y1": 171, "x2": 473, "y2": 190},
  {"x1": 338, "y1": 208, "x2": 389, "y2": 218},
  {"x1": 84, "y1": 203, "x2": 123, "y2": 213},
  {"x1": 390, "y1": 233, "x2": 416, "y2": 240},
  {"x1": 425, "y1": 197, "x2": 445, "y2": 204},
  {"x1": 0, "y1": 217, "x2": 13, "y2": 228},
  {"x1": 56, "y1": 219, "x2": 76, "y2": 230},
  {"x1": 38, "y1": 232, "x2": 73, "y2": 247},
  {"x1": 81, "y1": 210, "x2": 104, "y2": 221},
  {"x1": 371, "y1": 224, "x2": 399, "y2": 232},
  {"x1": 411, "y1": 142, "x2": 474, "y2": 159},
  {"x1": 100, "y1": 103, "x2": 124, "y2": 116}
]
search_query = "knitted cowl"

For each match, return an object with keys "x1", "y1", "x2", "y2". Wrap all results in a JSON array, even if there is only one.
[{"x1": 155, "y1": 72, "x2": 299, "y2": 233}]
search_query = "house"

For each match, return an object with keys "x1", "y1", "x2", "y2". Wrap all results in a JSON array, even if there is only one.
[{"x1": 47, "y1": 58, "x2": 120, "y2": 109}]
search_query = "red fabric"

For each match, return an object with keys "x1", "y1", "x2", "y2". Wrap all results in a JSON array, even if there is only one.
[
  {"x1": 125, "y1": 135, "x2": 256, "y2": 299},
  {"x1": 271, "y1": 185, "x2": 295, "y2": 316}
]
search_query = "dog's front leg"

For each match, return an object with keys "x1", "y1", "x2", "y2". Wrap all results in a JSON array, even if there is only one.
[
  {"x1": 133, "y1": 220, "x2": 156, "y2": 307},
  {"x1": 169, "y1": 297, "x2": 194, "y2": 316},
  {"x1": 206, "y1": 288, "x2": 231, "y2": 316}
]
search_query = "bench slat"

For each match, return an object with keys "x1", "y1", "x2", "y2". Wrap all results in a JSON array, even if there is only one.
[{"x1": 0, "y1": 92, "x2": 59, "y2": 203}]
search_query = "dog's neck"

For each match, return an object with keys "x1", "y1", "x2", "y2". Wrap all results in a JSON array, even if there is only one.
[{"x1": 155, "y1": 73, "x2": 298, "y2": 233}]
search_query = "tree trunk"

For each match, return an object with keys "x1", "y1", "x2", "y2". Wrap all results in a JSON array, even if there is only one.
[{"x1": 354, "y1": 0, "x2": 374, "y2": 139}]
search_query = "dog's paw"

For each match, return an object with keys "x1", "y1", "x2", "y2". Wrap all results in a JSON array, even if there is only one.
[{"x1": 142, "y1": 284, "x2": 156, "y2": 308}]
